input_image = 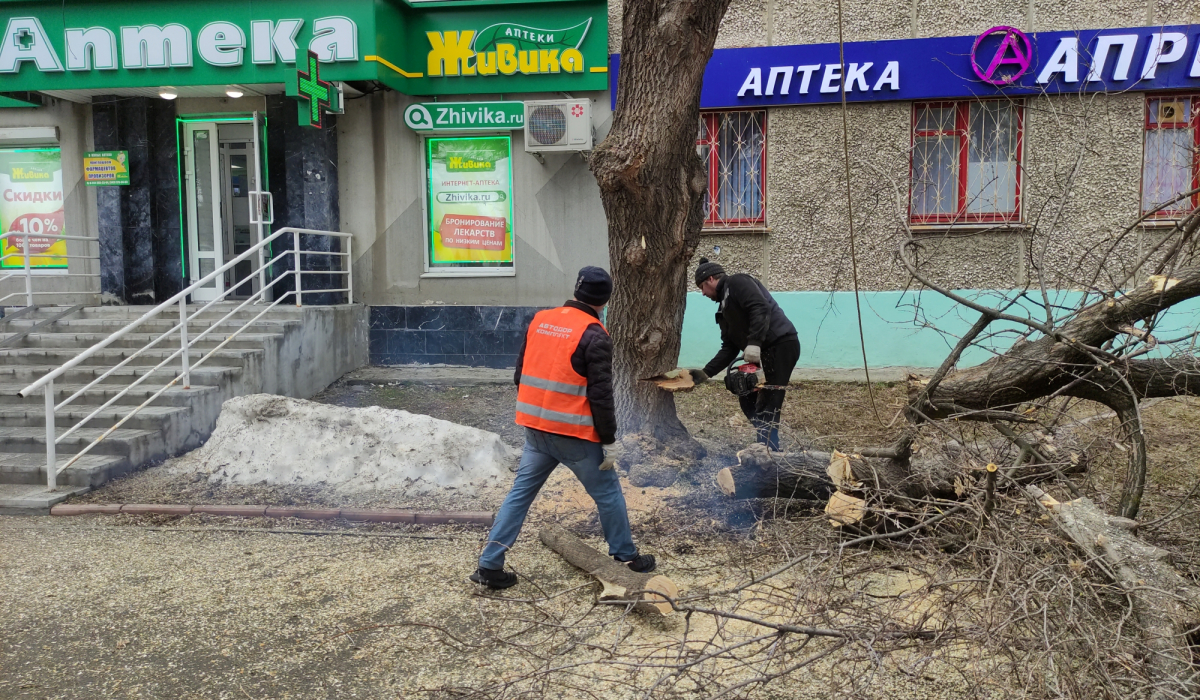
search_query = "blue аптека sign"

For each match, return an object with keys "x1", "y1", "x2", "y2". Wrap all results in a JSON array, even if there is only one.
[{"x1": 610, "y1": 24, "x2": 1200, "y2": 109}]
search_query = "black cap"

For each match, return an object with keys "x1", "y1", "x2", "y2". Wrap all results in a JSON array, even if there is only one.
[
  {"x1": 574, "y1": 266, "x2": 613, "y2": 306},
  {"x1": 694, "y1": 257, "x2": 725, "y2": 286}
]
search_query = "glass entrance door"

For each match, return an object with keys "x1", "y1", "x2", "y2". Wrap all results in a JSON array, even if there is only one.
[
  {"x1": 218, "y1": 124, "x2": 258, "y2": 298},
  {"x1": 183, "y1": 122, "x2": 223, "y2": 301}
]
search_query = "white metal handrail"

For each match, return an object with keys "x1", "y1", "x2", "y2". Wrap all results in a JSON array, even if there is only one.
[
  {"x1": 0, "y1": 231, "x2": 101, "y2": 307},
  {"x1": 14, "y1": 226, "x2": 353, "y2": 490}
]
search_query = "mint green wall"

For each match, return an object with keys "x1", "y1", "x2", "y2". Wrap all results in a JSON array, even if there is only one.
[{"x1": 679, "y1": 290, "x2": 1200, "y2": 370}]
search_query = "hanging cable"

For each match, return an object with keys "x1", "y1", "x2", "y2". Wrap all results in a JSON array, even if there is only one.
[{"x1": 835, "y1": 0, "x2": 884, "y2": 425}]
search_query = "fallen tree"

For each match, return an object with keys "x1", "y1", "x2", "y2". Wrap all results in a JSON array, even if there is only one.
[
  {"x1": 719, "y1": 429, "x2": 1090, "y2": 504},
  {"x1": 1028, "y1": 485, "x2": 1200, "y2": 699}
]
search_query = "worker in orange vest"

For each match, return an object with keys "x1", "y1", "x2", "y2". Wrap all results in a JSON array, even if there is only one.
[{"x1": 471, "y1": 267, "x2": 656, "y2": 589}]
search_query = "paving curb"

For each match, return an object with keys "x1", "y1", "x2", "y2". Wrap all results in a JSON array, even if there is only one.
[{"x1": 49, "y1": 503, "x2": 494, "y2": 525}]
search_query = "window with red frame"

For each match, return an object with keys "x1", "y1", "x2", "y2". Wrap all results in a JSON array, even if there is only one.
[
  {"x1": 910, "y1": 101, "x2": 1023, "y2": 224},
  {"x1": 1142, "y1": 95, "x2": 1199, "y2": 217},
  {"x1": 697, "y1": 111, "x2": 766, "y2": 227}
]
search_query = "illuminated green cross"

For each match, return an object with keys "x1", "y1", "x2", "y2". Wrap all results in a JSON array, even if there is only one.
[
  {"x1": 296, "y1": 51, "x2": 331, "y2": 129},
  {"x1": 15, "y1": 29, "x2": 33, "y2": 50}
]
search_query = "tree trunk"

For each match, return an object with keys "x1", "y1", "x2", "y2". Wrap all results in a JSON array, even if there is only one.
[
  {"x1": 590, "y1": 0, "x2": 732, "y2": 458},
  {"x1": 539, "y1": 524, "x2": 679, "y2": 616},
  {"x1": 1028, "y1": 485, "x2": 1200, "y2": 699}
]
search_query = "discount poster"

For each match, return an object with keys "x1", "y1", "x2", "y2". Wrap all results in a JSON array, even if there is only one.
[
  {"x1": 426, "y1": 136, "x2": 514, "y2": 269},
  {"x1": 0, "y1": 147, "x2": 66, "y2": 270}
]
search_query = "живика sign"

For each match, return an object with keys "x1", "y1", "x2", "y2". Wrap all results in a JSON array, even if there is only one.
[
  {"x1": 611, "y1": 24, "x2": 1200, "y2": 108},
  {"x1": 383, "y1": 0, "x2": 608, "y2": 95},
  {"x1": 0, "y1": 0, "x2": 608, "y2": 96}
]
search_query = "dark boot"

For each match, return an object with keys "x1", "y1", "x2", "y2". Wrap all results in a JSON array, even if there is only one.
[
  {"x1": 615, "y1": 553, "x2": 656, "y2": 573},
  {"x1": 469, "y1": 566, "x2": 518, "y2": 589}
]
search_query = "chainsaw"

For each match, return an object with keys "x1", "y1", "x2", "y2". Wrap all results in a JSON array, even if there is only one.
[{"x1": 724, "y1": 355, "x2": 763, "y2": 396}]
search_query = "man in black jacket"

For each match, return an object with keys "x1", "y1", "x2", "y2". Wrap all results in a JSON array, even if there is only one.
[
  {"x1": 470, "y1": 267, "x2": 655, "y2": 589},
  {"x1": 687, "y1": 258, "x2": 800, "y2": 451}
]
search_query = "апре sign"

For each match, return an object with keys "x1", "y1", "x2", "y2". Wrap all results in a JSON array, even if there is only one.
[{"x1": 610, "y1": 23, "x2": 1200, "y2": 108}]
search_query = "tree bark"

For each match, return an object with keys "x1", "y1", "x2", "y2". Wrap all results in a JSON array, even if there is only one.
[
  {"x1": 717, "y1": 446, "x2": 838, "y2": 500},
  {"x1": 721, "y1": 436, "x2": 1088, "y2": 502},
  {"x1": 1028, "y1": 485, "x2": 1200, "y2": 699},
  {"x1": 539, "y1": 523, "x2": 679, "y2": 616},
  {"x1": 590, "y1": 0, "x2": 732, "y2": 458}
]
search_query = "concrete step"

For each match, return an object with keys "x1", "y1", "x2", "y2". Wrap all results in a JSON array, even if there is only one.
[
  {"x1": 0, "y1": 331, "x2": 282, "y2": 350},
  {"x1": 0, "y1": 426, "x2": 164, "y2": 465},
  {"x1": 0, "y1": 483, "x2": 92, "y2": 516},
  {"x1": 0, "y1": 346, "x2": 263, "y2": 368},
  {"x1": 49, "y1": 306, "x2": 312, "y2": 323},
  {"x1": 0, "y1": 452, "x2": 132, "y2": 489},
  {"x1": 1, "y1": 317, "x2": 301, "y2": 335},
  {"x1": 0, "y1": 382, "x2": 220, "y2": 407},
  {"x1": 0, "y1": 404, "x2": 190, "y2": 430},
  {"x1": 0, "y1": 363, "x2": 243, "y2": 387}
]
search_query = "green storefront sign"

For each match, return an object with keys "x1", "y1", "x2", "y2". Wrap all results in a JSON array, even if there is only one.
[
  {"x1": 0, "y1": 0, "x2": 608, "y2": 97},
  {"x1": 404, "y1": 101, "x2": 524, "y2": 131}
]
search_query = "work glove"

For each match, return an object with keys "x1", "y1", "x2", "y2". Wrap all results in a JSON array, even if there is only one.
[
  {"x1": 687, "y1": 368, "x2": 709, "y2": 385},
  {"x1": 743, "y1": 344, "x2": 762, "y2": 365},
  {"x1": 600, "y1": 444, "x2": 621, "y2": 471}
]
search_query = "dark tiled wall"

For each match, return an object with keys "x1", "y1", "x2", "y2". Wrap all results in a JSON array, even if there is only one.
[
  {"x1": 369, "y1": 306, "x2": 545, "y2": 369},
  {"x1": 266, "y1": 95, "x2": 342, "y2": 305},
  {"x1": 93, "y1": 96, "x2": 181, "y2": 304}
]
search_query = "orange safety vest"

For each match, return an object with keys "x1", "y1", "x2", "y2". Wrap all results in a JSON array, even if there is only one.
[{"x1": 515, "y1": 306, "x2": 606, "y2": 442}]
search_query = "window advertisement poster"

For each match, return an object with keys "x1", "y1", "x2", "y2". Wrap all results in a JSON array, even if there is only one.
[
  {"x1": 426, "y1": 136, "x2": 515, "y2": 270},
  {"x1": 83, "y1": 151, "x2": 129, "y2": 186},
  {"x1": 0, "y1": 147, "x2": 67, "y2": 269}
]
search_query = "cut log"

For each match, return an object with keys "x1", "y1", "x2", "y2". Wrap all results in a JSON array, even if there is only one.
[
  {"x1": 721, "y1": 444, "x2": 840, "y2": 500},
  {"x1": 1028, "y1": 485, "x2": 1200, "y2": 697},
  {"x1": 723, "y1": 432, "x2": 1090, "y2": 503},
  {"x1": 539, "y1": 524, "x2": 679, "y2": 616}
]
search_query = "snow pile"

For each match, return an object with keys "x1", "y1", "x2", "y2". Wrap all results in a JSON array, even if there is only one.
[{"x1": 180, "y1": 394, "x2": 518, "y2": 494}]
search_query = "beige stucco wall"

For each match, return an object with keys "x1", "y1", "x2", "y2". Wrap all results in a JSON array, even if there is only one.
[
  {"x1": 342, "y1": 90, "x2": 614, "y2": 307},
  {"x1": 656, "y1": 0, "x2": 1200, "y2": 293}
]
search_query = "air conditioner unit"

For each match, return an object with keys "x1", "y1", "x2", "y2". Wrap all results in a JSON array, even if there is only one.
[{"x1": 524, "y1": 99, "x2": 592, "y2": 152}]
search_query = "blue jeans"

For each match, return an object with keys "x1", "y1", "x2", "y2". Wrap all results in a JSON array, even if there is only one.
[{"x1": 478, "y1": 428, "x2": 638, "y2": 570}]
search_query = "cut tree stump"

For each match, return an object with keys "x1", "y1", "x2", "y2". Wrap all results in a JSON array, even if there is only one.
[
  {"x1": 1027, "y1": 485, "x2": 1200, "y2": 698},
  {"x1": 539, "y1": 524, "x2": 679, "y2": 616}
]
